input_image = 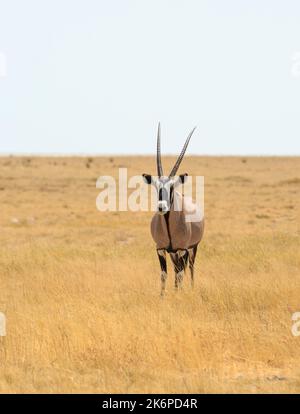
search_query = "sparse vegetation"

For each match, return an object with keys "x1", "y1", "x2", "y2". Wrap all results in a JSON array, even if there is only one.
[{"x1": 0, "y1": 156, "x2": 299, "y2": 393}]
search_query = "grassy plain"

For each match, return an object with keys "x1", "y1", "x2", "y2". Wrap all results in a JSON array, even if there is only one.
[{"x1": 0, "y1": 155, "x2": 299, "y2": 393}]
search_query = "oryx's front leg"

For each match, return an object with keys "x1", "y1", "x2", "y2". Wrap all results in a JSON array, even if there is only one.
[
  {"x1": 157, "y1": 249, "x2": 167, "y2": 297},
  {"x1": 170, "y1": 250, "x2": 189, "y2": 290}
]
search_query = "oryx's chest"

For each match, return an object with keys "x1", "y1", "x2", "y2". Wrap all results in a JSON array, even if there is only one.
[{"x1": 151, "y1": 210, "x2": 192, "y2": 251}]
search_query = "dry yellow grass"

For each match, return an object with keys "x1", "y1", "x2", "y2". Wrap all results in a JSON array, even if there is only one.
[{"x1": 0, "y1": 155, "x2": 300, "y2": 393}]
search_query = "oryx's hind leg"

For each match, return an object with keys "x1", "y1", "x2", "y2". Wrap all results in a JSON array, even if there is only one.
[
  {"x1": 188, "y1": 244, "x2": 198, "y2": 288},
  {"x1": 170, "y1": 250, "x2": 189, "y2": 290},
  {"x1": 157, "y1": 249, "x2": 167, "y2": 297}
]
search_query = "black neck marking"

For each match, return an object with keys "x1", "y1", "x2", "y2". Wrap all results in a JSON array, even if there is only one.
[{"x1": 164, "y1": 211, "x2": 172, "y2": 251}]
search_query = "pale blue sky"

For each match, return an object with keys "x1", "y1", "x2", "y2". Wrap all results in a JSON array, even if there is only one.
[{"x1": 0, "y1": 0, "x2": 300, "y2": 155}]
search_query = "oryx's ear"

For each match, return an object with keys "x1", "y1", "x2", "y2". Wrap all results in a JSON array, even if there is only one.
[
  {"x1": 179, "y1": 173, "x2": 188, "y2": 184},
  {"x1": 142, "y1": 174, "x2": 152, "y2": 185},
  {"x1": 173, "y1": 173, "x2": 188, "y2": 187}
]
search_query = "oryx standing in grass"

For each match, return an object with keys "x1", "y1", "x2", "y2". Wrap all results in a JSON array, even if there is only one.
[{"x1": 143, "y1": 124, "x2": 204, "y2": 296}]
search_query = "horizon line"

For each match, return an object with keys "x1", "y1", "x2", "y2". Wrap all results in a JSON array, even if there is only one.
[{"x1": 0, "y1": 153, "x2": 299, "y2": 158}]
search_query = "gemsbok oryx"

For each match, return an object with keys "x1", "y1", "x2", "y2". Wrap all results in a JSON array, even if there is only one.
[{"x1": 143, "y1": 124, "x2": 204, "y2": 296}]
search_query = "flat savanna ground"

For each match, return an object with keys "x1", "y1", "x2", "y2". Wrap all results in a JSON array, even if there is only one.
[{"x1": 0, "y1": 155, "x2": 300, "y2": 393}]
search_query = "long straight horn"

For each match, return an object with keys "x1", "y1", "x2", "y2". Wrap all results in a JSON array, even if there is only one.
[
  {"x1": 169, "y1": 127, "x2": 196, "y2": 178},
  {"x1": 157, "y1": 122, "x2": 164, "y2": 177}
]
